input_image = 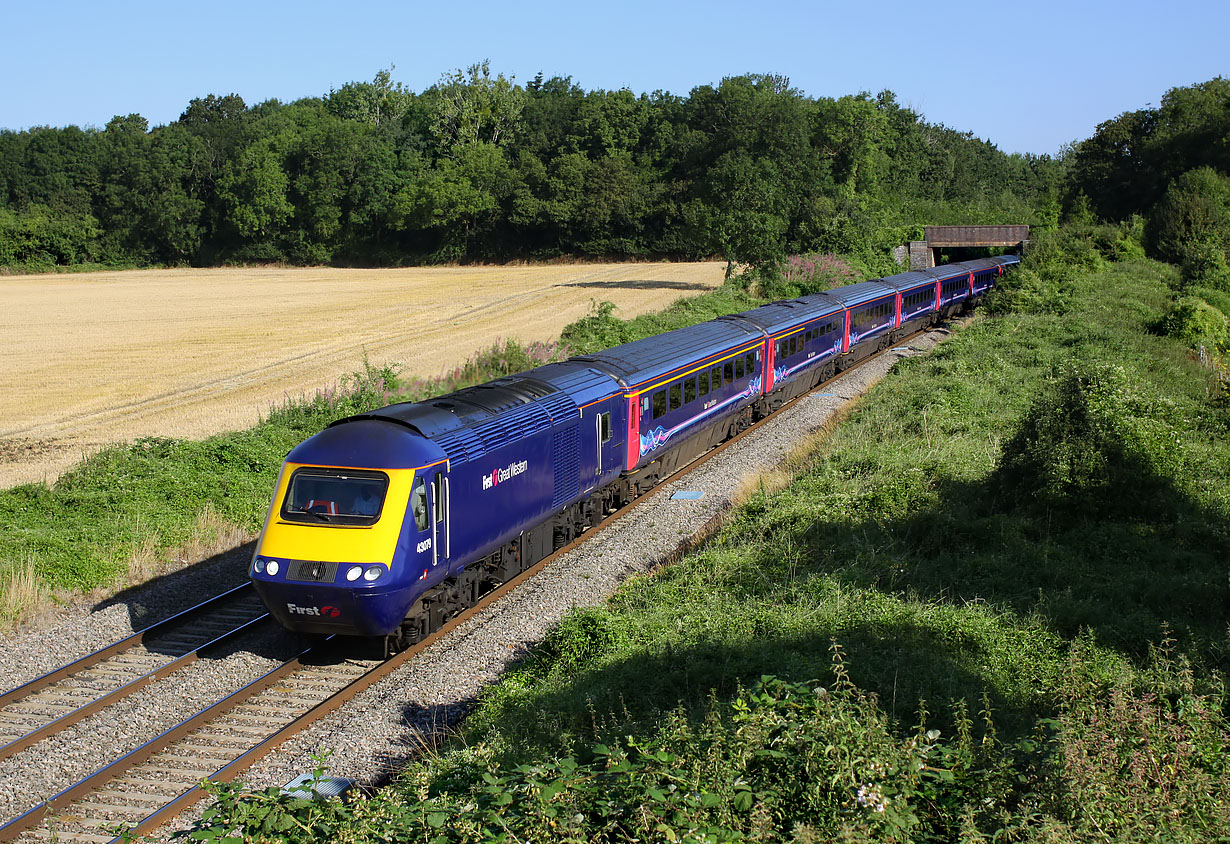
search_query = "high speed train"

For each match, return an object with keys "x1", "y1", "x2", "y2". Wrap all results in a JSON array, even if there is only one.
[{"x1": 249, "y1": 255, "x2": 1019, "y2": 648}]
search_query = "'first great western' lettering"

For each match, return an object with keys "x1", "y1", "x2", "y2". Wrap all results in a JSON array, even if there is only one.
[{"x1": 482, "y1": 459, "x2": 529, "y2": 491}]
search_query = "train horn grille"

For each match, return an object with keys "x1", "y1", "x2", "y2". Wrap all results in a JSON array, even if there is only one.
[{"x1": 286, "y1": 560, "x2": 339, "y2": 583}]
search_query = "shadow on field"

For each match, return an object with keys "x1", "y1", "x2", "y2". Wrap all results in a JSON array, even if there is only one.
[{"x1": 560, "y1": 279, "x2": 713, "y2": 292}]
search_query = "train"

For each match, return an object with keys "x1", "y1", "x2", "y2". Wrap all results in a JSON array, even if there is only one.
[{"x1": 249, "y1": 255, "x2": 1020, "y2": 648}]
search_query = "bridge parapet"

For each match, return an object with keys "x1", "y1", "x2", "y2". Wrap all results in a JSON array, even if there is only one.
[{"x1": 907, "y1": 225, "x2": 1029, "y2": 269}]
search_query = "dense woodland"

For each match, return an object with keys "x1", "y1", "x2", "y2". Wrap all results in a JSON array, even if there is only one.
[
  {"x1": 1069, "y1": 76, "x2": 1230, "y2": 290},
  {"x1": 0, "y1": 65, "x2": 1059, "y2": 271}
]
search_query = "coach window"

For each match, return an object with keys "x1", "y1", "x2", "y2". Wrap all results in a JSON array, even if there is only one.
[
  {"x1": 745, "y1": 352, "x2": 755, "y2": 372},
  {"x1": 711, "y1": 365, "x2": 722, "y2": 387},
  {"x1": 652, "y1": 390, "x2": 666, "y2": 419},
  {"x1": 684, "y1": 376, "x2": 697, "y2": 404},
  {"x1": 723, "y1": 360, "x2": 734, "y2": 383},
  {"x1": 698, "y1": 371, "x2": 710, "y2": 397},
  {"x1": 669, "y1": 383, "x2": 682, "y2": 411},
  {"x1": 732, "y1": 356, "x2": 743, "y2": 379}
]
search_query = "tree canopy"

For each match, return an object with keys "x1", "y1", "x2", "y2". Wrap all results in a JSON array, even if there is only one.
[{"x1": 0, "y1": 66, "x2": 1059, "y2": 271}]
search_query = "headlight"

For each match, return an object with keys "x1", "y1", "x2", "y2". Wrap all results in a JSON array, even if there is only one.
[
  {"x1": 266, "y1": 560, "x2": 280, "y2": 576},
  {"x1": 363, "y1": 566, "x2": 384, "y2": 582},
  {"x1": 253, "y1": 557, "x2": 266, "y2": 574},
  {"x1": 345, "y1": 565, "x2": 363, "y2": 582}
]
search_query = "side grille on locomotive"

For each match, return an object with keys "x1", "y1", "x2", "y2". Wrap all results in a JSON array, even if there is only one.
[{"x1": 286, "y1": 560, "x2": 339, "y2": 583}]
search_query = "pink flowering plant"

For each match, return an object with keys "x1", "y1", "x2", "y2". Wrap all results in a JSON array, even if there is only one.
[{"x1": 756, "y1": 252, "x2": 862, "y2": 300}]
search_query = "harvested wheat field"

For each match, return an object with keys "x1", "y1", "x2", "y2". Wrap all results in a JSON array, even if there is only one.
[{"x1": 0, "y1": 262, "x2": 725, "y2": 489}]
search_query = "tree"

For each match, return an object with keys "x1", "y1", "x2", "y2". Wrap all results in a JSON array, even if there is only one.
[
  {"x1": 1147, "y1": 167, "x2": 1230, "y2": 286},
  {"x1": 326, "y1": 68, "x2": 415, "y2": 128},
  {"x1": 429, "y1": 61, "x2": 526, "y2": 152},
  {"x1": 391, "y1": 142, "x2": 515, "y2": 260}
]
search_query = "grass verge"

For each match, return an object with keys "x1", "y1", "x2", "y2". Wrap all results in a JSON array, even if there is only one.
[{"x1": 185, "y1": 233, "x2": 1229, "y2": 842}]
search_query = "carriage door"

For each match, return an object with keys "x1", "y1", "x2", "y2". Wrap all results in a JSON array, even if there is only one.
[
  {"x1": 626, "y1": 395, "x2": 641, "y2": 471},
  {"x1": 424, "y1": 466, "x2": 452, "y2": 571},
  {"x1": 595, "y1": 407, "x2": 618, "y2": 476}
]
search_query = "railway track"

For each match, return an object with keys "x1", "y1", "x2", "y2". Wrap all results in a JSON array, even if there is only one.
[
  {"x1": 0, "y1": 585, "x2": 268, "y2": 764},
  {"x1": 0, "y1": 321, "x2": 949, "y2": 843}
]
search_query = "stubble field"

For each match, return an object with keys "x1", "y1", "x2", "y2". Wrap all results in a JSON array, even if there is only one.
[{"x1": 0, "y1": 262, "x2": 725, "y2": 489}]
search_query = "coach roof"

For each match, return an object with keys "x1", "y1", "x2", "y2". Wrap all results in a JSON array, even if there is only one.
[
  {"x1": 733, "y1": 292, "x2": 844, "y2": 336},
  {"x1": 574, "y1": 318, "x2": 765, "y2": 390},
  {"x1": 819, "y1": 280, "x2": 898, "y2": 309}
]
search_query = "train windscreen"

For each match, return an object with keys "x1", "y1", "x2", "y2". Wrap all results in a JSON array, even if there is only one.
[{"x1": 281, "y1": 468, "x2": 389, "y2": 525}]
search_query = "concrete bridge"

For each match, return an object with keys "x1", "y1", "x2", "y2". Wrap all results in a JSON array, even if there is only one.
[{"x1": 900, "y1": 225, "x2": 1030, "y2": 270}]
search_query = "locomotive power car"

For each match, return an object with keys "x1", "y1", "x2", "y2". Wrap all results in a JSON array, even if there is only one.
[{"x1": 249, "y1": 255, "x2": 1020, "y2": 648}]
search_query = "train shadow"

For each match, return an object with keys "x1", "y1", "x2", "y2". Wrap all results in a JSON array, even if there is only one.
[
  {"x1": 365, "y1": 620, "x2": 1014, "y2": 781},
  {"x1": 827, "y1": 464, "x2": 1230, "y2": 671},
  {"x1": 370, "y1": 698, "x2": 480, "y2": 775},
  {"x1": 559, "y1": 279, "x2": 713, "y2": 292},
  {"x1": 87, "y1": 539, "x2": 300, "y2": 658}
]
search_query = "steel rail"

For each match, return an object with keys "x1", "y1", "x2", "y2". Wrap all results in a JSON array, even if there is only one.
[
  {"x1": 0, "y1": 612, "x2": 271, "y2": 762},
  {"x1": 0, "y1": 638, "x2": 330, "y2": 842},
  {"x1": 0, "y1": 583, "x2": 254, "y2": 711}
]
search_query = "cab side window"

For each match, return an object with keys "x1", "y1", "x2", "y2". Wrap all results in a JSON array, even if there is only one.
[{"x1": 412, "y1": 477, "x2": 428, "y2": 531}]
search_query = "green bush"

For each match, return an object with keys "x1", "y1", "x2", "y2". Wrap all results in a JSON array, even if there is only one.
[
  {"x1": 0, "y1": 205, "x2": 102, "y2": 270},
  {"x1": 181, "y1": 666, "x2": 1055, "y2": 844},
  {"x1": 1187, "y1": 283, "x2": 1230, "y2": 315},
  {"x1": 996, "y1": 362, "x2": 1186, "y2": 519},
  {"x1": 750, "y1": 252, "x2": 862, "y2": 300},
  {"x1": 1179, "y1": 237, "x2": 1230, "y2": 289},
  {"x1": 1161, "y1": 296, "x2": 1229, "y2": 348}
]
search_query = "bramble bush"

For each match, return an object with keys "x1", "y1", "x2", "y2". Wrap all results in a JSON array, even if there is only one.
[
  {"x1": 1160, "y1": 296, "x2": 1229, "y2": 349},
  {"x1": 995, "y1": 362, "x2": 1186, "y2": 520},
  {"x1": 178, "y1": 648, "x2": 1059, "y2": 844}
]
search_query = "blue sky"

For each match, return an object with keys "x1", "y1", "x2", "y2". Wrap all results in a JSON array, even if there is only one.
[{"x1": 1, "y1": 0, "x2": 1225, "y2": 155}]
